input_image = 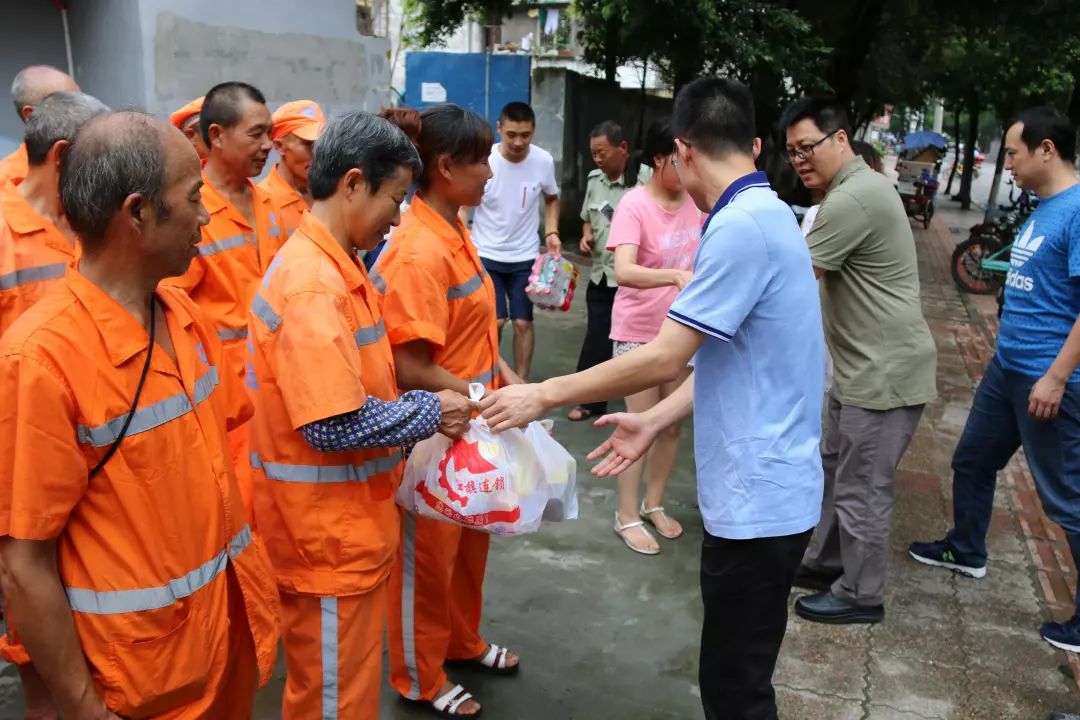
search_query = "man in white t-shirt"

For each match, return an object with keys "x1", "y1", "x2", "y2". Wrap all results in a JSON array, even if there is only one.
[{"x1": 471, "y1": 101, "x2": 561, "y2": 380}]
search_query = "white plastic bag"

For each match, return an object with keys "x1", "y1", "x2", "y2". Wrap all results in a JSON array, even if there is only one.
[
  {"x1": 527, "y1": 419, "x2": 579, "y2": 522},
  {"x1": 397, "y1": 385, "x2": 577, "y2": 535}
]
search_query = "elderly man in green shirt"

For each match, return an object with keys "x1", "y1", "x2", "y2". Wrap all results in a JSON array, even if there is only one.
[
  {"x1": 568, "y1": 121, "x2": 650, "y2": 421},
  {"x1": 781, "y1": 97, "x2": 938, "y2": 624}
]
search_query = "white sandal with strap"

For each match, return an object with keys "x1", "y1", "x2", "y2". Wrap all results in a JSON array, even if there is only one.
[
  {"x1": 614, "y1": 512, "x2": 660, "y2": 555},
  {"x1": 474, "y1": 643, "x2": 519, "y2": 675},
  {"x1": 640, "y1": 501, "x2": 684, "y2": 540},
  {"x1": 431, "y1": 684, "x2": 482, "y2": 718}
]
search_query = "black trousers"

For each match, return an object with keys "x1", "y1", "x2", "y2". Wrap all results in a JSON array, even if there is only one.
[
  {"x1": 574, "y1": 277, "x2": 617, "y2": 414},
  {"x1": 700, "y1": 529, "x2": 812, "y2": 720}
]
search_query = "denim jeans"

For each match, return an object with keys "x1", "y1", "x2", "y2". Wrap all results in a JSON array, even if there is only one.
[{"x1": 947, "y1": 355, "x2": 1080, "y2": 613}]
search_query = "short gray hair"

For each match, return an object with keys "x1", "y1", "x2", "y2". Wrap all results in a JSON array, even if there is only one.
[
  {"x1": 11, "y1": 65, "x2": 76, "y2": 121},
  {"x1": 308, "y1": 111, "x2": 421, "y2": 200},
  {"x1": 25, "y1": 91, "x2": 109, "y2": 165},
  {"x1": 60, "y1": 111, "x2": 170, "y2": 248}
]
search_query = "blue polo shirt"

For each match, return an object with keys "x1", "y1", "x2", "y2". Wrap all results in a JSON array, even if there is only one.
[{"x1": 668, "y1": 172, "x2": 825, "y2": 540}]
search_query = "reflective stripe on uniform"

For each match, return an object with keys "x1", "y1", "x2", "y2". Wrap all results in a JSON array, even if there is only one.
[
  {"x1": 400, "y1": 511, "x2": 421, "y2": 699},
  {"x1": 199, "y1": 233, "x2": 253, "y2": 257},
  {"x1": 368, "y1": 266, "x2": 386, "y2": 294},
  {"x1": 251, "y1": 293, "x2": 282, "y2": 333},
  {"x1": 217, "y1": 327, "x2": 249, "y2": 341},
  {"x1": 321, "y1": 597, "x2": 339, "y2": 719},
  {"x1": 250, "y1": 450, "x2": 403, "y2": 484},
  {"x1": 353, "y1": 319, "x2": 386, "y2": 347},
  {"x1": 446, "y1": 273, "x2": 483, "y2": 300},
  {"x1": 64, "y1": 524, "x2": 252, "y2": 615},
  {"x1": 77, "y1": 366, "x2": 219, "y2": 447},
  {"x1": 468, "y1": 363, "x2": 499, "y2": 387},
  {"x1": 0, "y1": 262, "x2": 66, "y2": 291}
]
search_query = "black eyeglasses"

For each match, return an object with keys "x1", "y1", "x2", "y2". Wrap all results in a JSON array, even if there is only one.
[{"x1": 786, "y1": 129, "x2": 839, "y2": 164}]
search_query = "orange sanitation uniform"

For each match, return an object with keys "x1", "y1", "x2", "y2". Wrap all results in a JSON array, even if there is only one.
[
  {"x1": 0, "y1": 270, "x2": 281, "y2": 718},
  {"x1": 248, "y1": 213, "x2": 404, "y2": 719},
  {"x1": 373, "y1": 195, "x2": 501, "y2": 702}
]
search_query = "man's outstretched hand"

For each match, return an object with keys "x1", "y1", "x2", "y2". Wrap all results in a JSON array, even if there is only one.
[
  {"x1": 479, "y1": 383, "x2": 550, "y2": 432},
  {"x1": 586, "y1": 412, "x2": 659, "y2": 477}
]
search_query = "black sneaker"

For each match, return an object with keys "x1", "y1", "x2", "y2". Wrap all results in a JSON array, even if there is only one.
[
  {"x1": 1042, "y1": 615, "x2": 1080, "y2": 653},
  {"x1": 1047, "y1": 712, "x2": 1080, "y2": 720},
  {"x1": 793, "y1": 565, "x2": 841, "y2": 592},
  {"x1": 908, "y1": 539, "x2": 987, "y2": 579}
]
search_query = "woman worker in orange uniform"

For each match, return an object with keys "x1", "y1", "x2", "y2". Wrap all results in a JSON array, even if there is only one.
[
  {"x1": 375, "y1": 105, "x2": 524, "y2": 718},
  {"x1": 245, "y1": 111, "x2": 475, "y2": 720}
]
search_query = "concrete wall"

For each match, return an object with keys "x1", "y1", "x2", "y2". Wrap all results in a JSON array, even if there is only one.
[
  {"x1": 67, "y1": 0, "x2": 146, "y2": 113},
  {"x1": 0, "y1": 1, "x2": 70, "y2": 154},
  {"x1": 137, "y1": 0, "x2": 391, "y2": 119}
]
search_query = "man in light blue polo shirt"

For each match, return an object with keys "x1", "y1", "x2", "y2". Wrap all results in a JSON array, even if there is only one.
[{"x1": 479, "y1": 76, "x2": 825, "y2": 720}]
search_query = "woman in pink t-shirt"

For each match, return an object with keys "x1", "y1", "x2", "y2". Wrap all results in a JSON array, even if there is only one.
[{"x1": 605, "y1": 118, "x2": 701, "y2": 555}]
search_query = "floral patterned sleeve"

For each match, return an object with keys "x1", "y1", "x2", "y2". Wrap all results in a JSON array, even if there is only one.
[{"x1": 300, "y1": 390, "x2": 442, "y2": 451}]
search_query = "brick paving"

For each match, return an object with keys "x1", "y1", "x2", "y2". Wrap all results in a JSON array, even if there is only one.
[{"x1": 771, "y1": 203, "x2": 1080, "y2": 719}]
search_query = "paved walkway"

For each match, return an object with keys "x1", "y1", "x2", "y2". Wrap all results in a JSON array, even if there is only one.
[{"x1": 1, "y1": 202, "x2": 1078, "y2": 719}]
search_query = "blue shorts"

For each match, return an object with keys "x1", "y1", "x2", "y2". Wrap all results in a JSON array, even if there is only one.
[{"x1": 482, "y1": 257, "x2": 534, "y2": 321}]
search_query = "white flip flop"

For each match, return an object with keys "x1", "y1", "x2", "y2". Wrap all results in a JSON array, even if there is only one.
[
  {"x1": 640, "y1": 501, "x2": 684, "y2": 540},
  {"x1": 614, "y1": 512, "x2": 660, "y2": 555}
]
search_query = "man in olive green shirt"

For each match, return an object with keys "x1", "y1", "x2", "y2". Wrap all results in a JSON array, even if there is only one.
[
  {"x1": 782, "y1": 98, "x2": 937, "y2": 624},
  {"x1": 569, "y1": 121, "x2": 641, "y2": 420}
]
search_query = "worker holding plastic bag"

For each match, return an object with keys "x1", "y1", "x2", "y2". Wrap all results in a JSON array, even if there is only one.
[{"x1": 398, "y1": 384, "x2": 579, "y2": 536}]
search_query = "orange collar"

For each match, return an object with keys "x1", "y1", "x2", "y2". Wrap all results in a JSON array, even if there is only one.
[
  {"x1": 295, "y1": 213, "x2": 367, "y2": 292},
  {"x1": 200, "y1": 174, "x2": 267, "y2": 228},
  {"x1": 65, "y1": 266, "x2": 195, "y2": 367},
  {"x1": 266, "y1": 165, "x2": 306, "y2": 208},
  {"x1": 407, "y1": 195, "x2": 470, "y2": 254},
  {"x1": 2, "y1": 180, "x2": 55, "y2": 235}
]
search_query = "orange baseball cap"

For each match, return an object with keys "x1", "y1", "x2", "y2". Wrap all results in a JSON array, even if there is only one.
[
  {"x1": 170, "y1": 96, "x2": 204, "y2": 129},
  {"x1": 271, "y1": 100, "x2": 326, "y2": 142}
]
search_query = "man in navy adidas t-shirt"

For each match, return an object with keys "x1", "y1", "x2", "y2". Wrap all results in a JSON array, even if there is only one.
[{"x1": 910, "y1": 106, "x2": 1080, "y2": 651}]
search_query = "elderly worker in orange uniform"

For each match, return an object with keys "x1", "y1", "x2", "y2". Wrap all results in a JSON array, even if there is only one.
[
  {"x1": 167, "y1": 81, "x2": 284, "y2": 522},
  {"x1": 0, "y1": 88, "x2": 106, "y2": 720},
  {"x1": 0, "y1": 65, "x2": 79, "y2": 186},
  {"x1": 249, "y1": 111, "x2": 475, "y2": 720},
  {"x1": 0, "y1": 91, "x2": 107, "y2": 336},
  {"x1": 258, "y1": 99, "x2": 325, "y2": 238},
  {"x1": 0, "y1": 110, "x2": 280, "y2": 720},
  {"x1": 170, "y1": 95, "x2": 208, "y2": 160}
]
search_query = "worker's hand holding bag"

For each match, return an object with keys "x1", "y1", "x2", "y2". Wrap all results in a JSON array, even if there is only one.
[{"x1": 396, "y1": 384, "x2": 578, "y2": 535}]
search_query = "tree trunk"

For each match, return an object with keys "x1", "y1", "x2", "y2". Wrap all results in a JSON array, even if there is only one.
[
  {"x1": 984, "y1": 126, "x2": 1009, "y2": 222},
  {"x1": 945, "y1": 107, "x2": 961, "y2": 195},
  {"x1": 636, "y1": 58, "x2": 649, "y2": 149},
  {"x1": 958, "y1": 95, "x2": 979, "y2": 211},
  {"x1": 603, "y1": 13, "x2": 619, "y2": 84}
]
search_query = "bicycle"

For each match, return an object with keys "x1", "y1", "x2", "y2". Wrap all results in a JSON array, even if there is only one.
[{"x1": 951, "y1": 193, "x2": 1037, "y2": 295}]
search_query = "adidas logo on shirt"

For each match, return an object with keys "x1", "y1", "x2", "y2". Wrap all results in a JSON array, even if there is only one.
[
  {"x1": 1010, "y1": 222, "x2": 1045, "y2": 267},
  {"x1": 1006, "y1": 221, "x2": 1045, "y2": 292}
]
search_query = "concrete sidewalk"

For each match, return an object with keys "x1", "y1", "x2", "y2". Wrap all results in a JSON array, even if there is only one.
[{"x1": 1, "y1": 202, "x2": 1077, "y2": 719}]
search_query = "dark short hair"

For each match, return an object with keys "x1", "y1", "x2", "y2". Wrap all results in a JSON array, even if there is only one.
[
  {"x1": 24, "y1": 91, "x2": 108, "y2": 165},
  {"x1": 60, "y1": 111, "x2": 170, "y2": 249},
  {"x1": 672, "y1": 77, "x2": 755, "y2": 157},
  {"x1": 308, "y1": 111, "x2": 422, "y2": 200},
  {"x1": 199, "y1": 81, "x2": 266, "y2": 145},
  {"x1": 642, "y1": 117, "x2": 675, "y2": 168},
  {"x1": 1011, "y1": 106, "x2": 1076, "y2": 163},
  {"x1": 384, "y1": 103, "x2": 493, "y2": 190},
  {"x1": 590, "y1": 120, "x2": 626, "y2": 146},
  {"x1": 780, "y1": 97, "x2": 852, "y2": 138},
  {"x1": 499, "y1": 101, "x2": 535, "y2": 125}
]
